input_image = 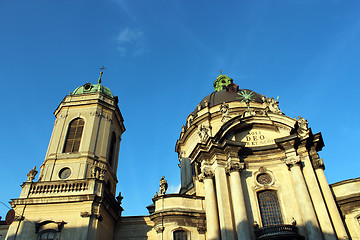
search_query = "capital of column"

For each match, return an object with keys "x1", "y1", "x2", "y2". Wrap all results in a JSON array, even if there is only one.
[
  {"x1": 312, "y1": 158, "x2": 325, "y2": 170},
  {"x1": 155, "y1": 225, "x2": 164, "y2": 233},
  {"x1": 199, "y1": 167, "x2": 214, "y2": 181},
  {"x1": 226, "y1": 161, "x2": 245, "y2": 174},
  {"x1": 284, "y1": 156, "x2": 301, "y2": 169}
]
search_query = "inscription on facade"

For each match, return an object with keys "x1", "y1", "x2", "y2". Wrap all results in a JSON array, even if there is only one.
[{"x1": 243, "y1": 131, "x2": 275, "y2": 146}]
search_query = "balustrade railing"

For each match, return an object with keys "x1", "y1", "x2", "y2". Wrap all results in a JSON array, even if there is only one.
[
  {"x1": 254, "y1": 225, "x2": 304, "y2": 240},
  {"x1": 29, "y1": 180, "x2": 89, "y2": 195}
]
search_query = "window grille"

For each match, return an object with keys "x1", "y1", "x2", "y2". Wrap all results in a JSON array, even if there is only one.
[
  {"x1": 258, "y1": 190, "x2": 283, "y2": 227},
  {"x1": 63, "y1": 118, "x2": 84, "y2": 153},
  {"x1": 173, "y1": 230, "x2": 188, "y2": 240},
  {"x1": 38, "y1": 230, "x2": 57, "y2": 240}
]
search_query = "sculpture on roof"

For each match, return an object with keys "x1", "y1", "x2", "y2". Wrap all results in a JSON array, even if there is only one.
[
  {"x1": 159, "y1": 176, "x2": 168, "y2": 195},
  {"x1": 27, "y1": 166, "x2": 38, "y2": 182}
]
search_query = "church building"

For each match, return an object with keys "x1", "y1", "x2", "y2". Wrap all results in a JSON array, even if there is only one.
[{"x1": 2, "y1": 72, "x2": 360, "y2": 240}]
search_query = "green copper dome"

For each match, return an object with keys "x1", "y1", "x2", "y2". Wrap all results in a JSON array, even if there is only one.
[
  {"x1": 72, "y1": 83, "x2": 113, "y2": 97},
  {"x1": 72, "y1": 71, "x2": 114, "y2": 98},
  {"x1": 213, "y1": 74, "x2": 233, "y2": 92}
]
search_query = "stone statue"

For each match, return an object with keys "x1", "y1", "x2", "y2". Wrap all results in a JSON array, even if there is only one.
[
  {"x1": 262, "y1": 94, "x2": 282, "y2": 114},
  {"x1": 99, "y1": 165, "x2": 106, "y2": 180},
  {"x1": 220, "y1": 102, "x2": 231, "y2": 122},
  {"x1": 116, "y1": 192, "x2": 123, "y2": 204},
  {"x1": 297, "y1": 116, "x2": 310, "y2": 138},
  {"x1": 27, "y1": 166, "x2": 38, "y2": 182},
  {"x1": 198, "y1": 125, "x2": 210, "y2": 143},
  {"x1": 91, "y1": 163, "x2": 97, "y2": 178},
  {"x1": 186, "y1": 114, "x2": 194, "y2": 128},
  {"x1": 158, "y1": 176, "x2": 168, "y2": 195},
  {"x1": 291, "y1": 217, "x2": 297, "y2": 226},
  {"x1": 91, "y1": 161, "x2": 106, "y2": 180}
]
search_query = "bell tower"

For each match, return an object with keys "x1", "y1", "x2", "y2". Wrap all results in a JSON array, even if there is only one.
[{"x1": 6, "y1": 69, "x2": 125, "y2": 240}]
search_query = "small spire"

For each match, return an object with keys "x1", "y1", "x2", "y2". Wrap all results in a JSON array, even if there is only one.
[
  {"x1": 219, "y1": 69, "x2": 223, "y2": 75},
  {"x1": 98, "y1": 66, "x2": 106, "y2": 84}
]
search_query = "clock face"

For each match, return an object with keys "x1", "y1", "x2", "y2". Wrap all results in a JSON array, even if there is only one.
[{"x1": 59, "y1": 167, "x2": 71, "y2": 179}]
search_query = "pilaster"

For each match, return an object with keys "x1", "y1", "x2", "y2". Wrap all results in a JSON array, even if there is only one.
[
  {"x1": 278, "y1": 137, "x2": 323, "y2": 239},
  {"x1": 226, "y1": 161, "x2": 251, "y2": 240},
  {"x1": 199, "y1": 167, "x2": 220, "y2": 240}
]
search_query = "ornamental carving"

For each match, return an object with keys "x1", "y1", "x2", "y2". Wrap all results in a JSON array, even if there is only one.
[
  {"x1": 220, "y1": 102, "x2": 231, "y2": 123},
  {"x1": 80, "y1": 211, "x2": 91, "y2": 218},
  {"x1": 226, "y1": 161, "x2": 245, "y2": 173},
  {"x1": 313, "y1": 158, "x2": 325, "y2": 169},
  {"x1": 186, "y1": 114, "x2": 194, "y2": 128},
  {"x1": 26, "y1": 166, "x2": 38, "y2": 182},
  {"x1": 155, "y1": 226, "x2": 164, "y2": 233},
  {"x1": 158, "y1": 176, "x2": 168, "y2": 196},
  {"x1": 257, "y1": 173, "x2": 272, "y2": 185},
  {"x1": 91, "y1": 162, "x2": 106, "y2": 180},
  {"x1": 57, "y1": 113, "x2": 68, "y2": 119},
  {"x1": 284, "y1": 156, "x2": 300, "y2": 168},
  {"x1": 261, "y1": 94, "x2": 282, "y2": 114},
  {"x1": 197, "y1": 226, "x2": 206, "y2": 234},
  {"x1": 198, "y1": 125, "x2": 211, "y2": 143},
  {"x1": 198, "y1": 167, "x2": 214, "y2": 181},
  {"x1": 204, "y1": 99, "x2": 209, "y2": 107},
  {"x1": 259, "y1": 167, "x2": 267, "y2": 173},
  {"x1": 296, "y1": 116, "x2": 310, "y2": 139},
  {"x1": 90, "y1": 111, "x2": 112, "y2": 122},
  {"x1": 254, "y1": 167, "x2": 275, "y2": 189}
]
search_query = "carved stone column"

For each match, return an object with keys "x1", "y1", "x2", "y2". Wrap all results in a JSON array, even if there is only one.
[
  {"x1": 285, "y1": 156, "x2": 323, "y2": 240},
  {"x1": 214, "y1": 162, "x2": 235, "y2": 240},
  {"x1": 313, "y1": 159, "x2": 349, "y2": 240},
  {"x1": 298, "y1": 148, "x2": 337, "y2": 240},
  {"x1": 199, "y1": 167, "x2": 220, "y2": 240},
  {"x1": 226, "y1": 161, "x2": 251, "y2": 240}
]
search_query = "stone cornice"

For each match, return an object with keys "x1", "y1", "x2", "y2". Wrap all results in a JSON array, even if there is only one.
[
  {"x1": 189, "y1": 138, "x2": 244, "y2": 163},
  {"x1": 152, "y1": 193, "x2": 205, "y2": 201},
  {"x1": 11, "y1": 194, "x2": 99, "y2": 207},
  {"x1": 275, "y1": 134, "x2": 299, "y2": 151},
  {"x1": 150, "y1": 209, "x2": 206, "y2": 221}
]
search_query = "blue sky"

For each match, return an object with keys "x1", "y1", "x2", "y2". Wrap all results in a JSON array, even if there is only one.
[{"x1": 1, "y1": 0, "x2": 360, "y2": 218}]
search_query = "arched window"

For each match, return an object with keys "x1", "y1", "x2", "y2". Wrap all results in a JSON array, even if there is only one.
[
  {"x1": 63, "y1": 118, "x2": 84, "y2": 153},
  {"x1": 173, "y1": 230, "x2": 188, "y2": 240},
  {"x1": 258, "y1": 190, "x2": 283, "y2": 227},
  {"x1": 108, "y1": 132, "x2": 116, "y2": 167}
]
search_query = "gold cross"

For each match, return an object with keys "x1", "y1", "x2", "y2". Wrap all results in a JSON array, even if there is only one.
[
  {"x1": 100, "y1": 66, "x2": 106, "y2": 72},
  {"x1": 219, "y1": 69, "x2": 223, "y2": 75}
]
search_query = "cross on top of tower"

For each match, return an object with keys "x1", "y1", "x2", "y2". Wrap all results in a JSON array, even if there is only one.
[{"x1": 98, "y1": 66, "x2": 106, "y2": 84}]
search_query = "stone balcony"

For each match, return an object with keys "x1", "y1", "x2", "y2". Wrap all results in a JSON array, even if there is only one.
[{"x1": 254, "y1": 225, "x2": 304, "y2": 240}]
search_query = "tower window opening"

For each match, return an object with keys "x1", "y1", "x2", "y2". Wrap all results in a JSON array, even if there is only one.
[
  {"x1": 38, "y1": 230, "x2": 57, "y2": 240},
  {"x1": 63, "y1": 118, "x2": 84, "y2": 153},
  {"x1": 173, "y1": 230, "x2": 188, "y2": 240},
  {"x1": 258, "y1": 190, "x2": 283, "y2": 227},
  {"x1": 108, "y1": 132, "x2": 116, "y2": 167}
]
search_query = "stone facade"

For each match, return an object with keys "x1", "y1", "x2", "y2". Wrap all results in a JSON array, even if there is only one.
[{"x1": 3, "y1": 74, "x2": 360, "y2": 240}]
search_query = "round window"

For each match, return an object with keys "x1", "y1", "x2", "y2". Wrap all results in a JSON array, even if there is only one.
[
  {"x1": 257, "y1": 173, "x2": 272, "y2": 185},
  {"x1": 59, "y1": 167, "x2": 71, "y2": 179}
]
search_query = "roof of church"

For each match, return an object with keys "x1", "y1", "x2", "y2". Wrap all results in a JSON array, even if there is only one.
[
  {"x1": 192, "y1": 74, "x2": 263, "y2": 115},
  {"x1": 72, "y1": 70, "x2": 113, "y2": 98}
]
